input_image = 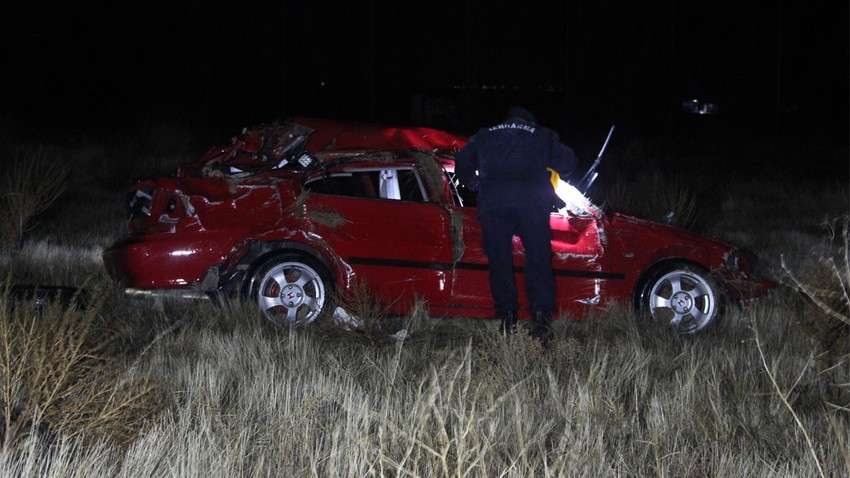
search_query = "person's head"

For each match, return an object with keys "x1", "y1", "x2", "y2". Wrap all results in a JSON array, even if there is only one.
[{"x1": 506, "y1": 106, "x2": 538, "y2": 125}]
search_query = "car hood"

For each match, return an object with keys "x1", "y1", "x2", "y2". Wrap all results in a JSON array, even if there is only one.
[
  {"x1": 603, "y1": 211, "x2": 759, "y2": 276},
  {"x1": 606, "y1": 212, "x2": 733, "y2": 248}
]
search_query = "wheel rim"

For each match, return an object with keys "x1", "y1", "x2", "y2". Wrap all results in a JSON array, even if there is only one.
[
  {"x1": 257, "y1": 261, "x2": 326, "y2": 326},
  {"x1": 648, "y1": 270, "x2": 717, "y2": 333}
]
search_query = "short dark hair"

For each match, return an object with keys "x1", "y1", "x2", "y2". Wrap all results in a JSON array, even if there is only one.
[{"x1": 506, "y1": 106, "x2": 538, "y2": 125}]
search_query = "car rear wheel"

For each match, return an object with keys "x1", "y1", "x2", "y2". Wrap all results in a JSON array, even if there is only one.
[
  {"x1": 250, "y1": 253, "x2": 332, "y2": 326},
  {"x1": 639, "y1": 264, "x2": 722, "y2": 333}
]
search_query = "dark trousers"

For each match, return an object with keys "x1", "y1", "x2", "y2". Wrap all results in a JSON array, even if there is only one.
[{"x1": 479, "y1": 207, "x2": 555, "y2": 316}]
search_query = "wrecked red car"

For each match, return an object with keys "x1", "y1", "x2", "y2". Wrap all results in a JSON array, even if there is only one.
[{"x1": 102, "y1": 118, "x2": 773, "y2": 333}]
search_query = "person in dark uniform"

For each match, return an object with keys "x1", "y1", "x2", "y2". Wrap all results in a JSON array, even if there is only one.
[{"x1": 454, "y1": 106, "x2": 577, "y2": 338}]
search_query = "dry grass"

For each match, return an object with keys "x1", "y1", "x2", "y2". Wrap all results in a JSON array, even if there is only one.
[
  {"x1": 308, "y1": 209, "x2": 350, "y2": 229},
  {"x1": 2, "y1": 301, "x2": 844, "y2": 476},
  {"x1": 604, "y1": 171, "x2": 701, "y2": 230},
  {"x1": 0, "y1": 286, "x2": 848, "y2": 476},
  {"x1": 286, "y1": 189, "x2": 350, "y2": 229},
  {"x1": 324, "y1": 280, "x2": 433, "y2": 341},
  {"x1": 413, "y1": 150, "x2": 448, "y2": 203},
  {"x1": 779, "y1": 215, "x2": 850, "y2": 412},
  {"x1": 0, "y1": 285, "x2": 165, "y2": 452}
]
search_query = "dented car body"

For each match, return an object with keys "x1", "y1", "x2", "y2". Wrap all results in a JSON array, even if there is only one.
[{"x1": 103, "y1": 118, "x2": 773, "y2": 333}]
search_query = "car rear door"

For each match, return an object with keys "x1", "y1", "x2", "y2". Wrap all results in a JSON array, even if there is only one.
[{"x1": 303, "y1": 167, "x2": 455, "y2": 313}]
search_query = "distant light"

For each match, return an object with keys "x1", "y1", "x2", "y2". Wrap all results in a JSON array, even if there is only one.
[{"x1": 682, "y1": 98, "x2": 719, "y2": 115}]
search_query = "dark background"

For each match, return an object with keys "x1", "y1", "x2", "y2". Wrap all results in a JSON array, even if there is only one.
[{"x1": 2, "y1": 1, "x2": 848, "y2": 175}]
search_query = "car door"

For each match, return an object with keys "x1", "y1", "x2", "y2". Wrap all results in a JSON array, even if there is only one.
[
  {"x1": 303, "y1": 166, "x2": 455, "y2": 313},
  {"x1": 548, "y1": 211, "x2": 616, "y2": 315},
  {"x1": 450, "y1": 206, "x2": 611, "y2": 318}
]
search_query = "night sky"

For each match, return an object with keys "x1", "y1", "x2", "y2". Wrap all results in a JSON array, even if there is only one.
[{"x1": 3, "y1": 1, "x2": 848, "y2": 153}]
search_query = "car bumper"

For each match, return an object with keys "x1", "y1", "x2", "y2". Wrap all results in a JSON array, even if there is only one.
[{"x1": 102, "y1": 231, "x2": 243, "y2": 290}]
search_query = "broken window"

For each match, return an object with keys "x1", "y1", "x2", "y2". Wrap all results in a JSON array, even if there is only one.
[
  {"x1": 304, "y1": 171, "x2": 378, "y2": 199},
  {"x1": 304, "y1": 168, "x2": 428, "y2": 202}
]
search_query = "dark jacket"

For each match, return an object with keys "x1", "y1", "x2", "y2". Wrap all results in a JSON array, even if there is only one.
[{"x1": 454, "y1": 119, "x2": 577, "y2": 216}]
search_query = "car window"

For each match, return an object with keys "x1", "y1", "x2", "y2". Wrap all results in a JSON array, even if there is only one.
[
  {"x1": 396, "y1": 169, "x2": 426, "y2": 202},
  {"x1": 304, "y1": 168, "x2": 428, "y2": 202},
  {"x1": 303, "y1": 171, "x2": 378, "y2": 199}
]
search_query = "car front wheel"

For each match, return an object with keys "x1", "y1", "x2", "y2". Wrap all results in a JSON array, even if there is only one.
[
  {"x1": 249, "y1": 253, "x2": 332, "y2": 326},
  {"x1": 639, "y1": 264, "x2": 722, "y2": 333}
]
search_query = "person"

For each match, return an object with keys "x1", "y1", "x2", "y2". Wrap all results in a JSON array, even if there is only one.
[{"x1": 454, "y1": 106, "x2": 577, "y2": 339}]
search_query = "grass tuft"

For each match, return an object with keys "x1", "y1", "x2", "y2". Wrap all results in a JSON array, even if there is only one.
[{"x1": 0, "y1": 285, "x2": 165, "y2": 451}]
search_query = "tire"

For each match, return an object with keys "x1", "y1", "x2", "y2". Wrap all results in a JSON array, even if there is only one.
[
  {"x1": 638, "y1": 263, "x2": 723, "y2": 334},
  {"x1": 249, "y1": 253, "x2": 333, "y2": 326}
]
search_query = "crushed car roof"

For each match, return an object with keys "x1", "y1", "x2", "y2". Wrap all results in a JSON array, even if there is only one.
[
  {"x1": 178, "y1": 117, "x2": 468, "y2": 177},
  {"x1": 296, "y1": 117, "x2": 467, "y2": 153}
]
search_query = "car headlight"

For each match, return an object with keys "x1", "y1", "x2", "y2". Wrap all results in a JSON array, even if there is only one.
[{"x1": 553, "y1": 179, "x2": 591, "y2": 214}]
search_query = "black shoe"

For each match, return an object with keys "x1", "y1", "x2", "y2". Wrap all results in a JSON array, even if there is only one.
[
  {"x1": 529, "y1": 311, "x2": 552, "y2": 341},
  {"x1": 498, "y1": 310, "x2": 518, "y2": 336}
]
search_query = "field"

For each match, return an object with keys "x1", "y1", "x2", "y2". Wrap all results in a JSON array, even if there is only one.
[{"x1": 0, "y1": 122, "x2": 848, "y2": 477}]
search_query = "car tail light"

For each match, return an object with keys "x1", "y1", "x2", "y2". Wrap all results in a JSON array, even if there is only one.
[
  {"x1": 128, "y1": 185, "x2": 154, "y2": 232},
  {"x1": 126, "y1": 182, "x2": 188, "y2": 235}
]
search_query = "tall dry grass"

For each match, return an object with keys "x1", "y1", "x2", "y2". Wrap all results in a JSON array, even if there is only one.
[
  {"x1": 0, "y1": 286, "x2": 165, "y2": 453},
  {"x1": 3, "y1": 299, "x2": 848, "y2": 476},
  {"x1": 604, "y1": 171, "x2": 701, "y2": 229}
]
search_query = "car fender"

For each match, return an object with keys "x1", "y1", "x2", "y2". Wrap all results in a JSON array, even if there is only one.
[{"x1": 218, "y1": 234, "x2": 351, "y2": 298}]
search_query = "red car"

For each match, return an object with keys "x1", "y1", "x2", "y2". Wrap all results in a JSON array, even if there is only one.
[{"x1": 103, "y1": 118, "x2": 773, "y2": 333}]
